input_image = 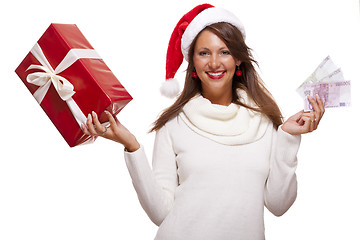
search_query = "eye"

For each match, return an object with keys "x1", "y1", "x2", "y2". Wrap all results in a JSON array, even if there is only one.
[
  {"x1": 199, "y1": 51, "x2": 209, "y2": 56},
  {"x1": 221, "y1": 50, "x2": 231, "y2": 55}
]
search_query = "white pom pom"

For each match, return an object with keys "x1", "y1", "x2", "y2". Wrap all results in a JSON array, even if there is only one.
[{"x1": 160, "y1": 78, "x2": 180, "y2": 98}]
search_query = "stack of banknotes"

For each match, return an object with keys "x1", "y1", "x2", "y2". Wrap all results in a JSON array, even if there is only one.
[{"x1": 296, "y1": 56, "x2": 351, "y2": 112}]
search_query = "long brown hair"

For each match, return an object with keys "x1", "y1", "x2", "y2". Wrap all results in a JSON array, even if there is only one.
[{"x1": 150, "y1": 22, "x2": 283, "y2": 132}]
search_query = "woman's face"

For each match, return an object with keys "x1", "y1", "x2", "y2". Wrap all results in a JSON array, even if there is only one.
[{"x1": 193, "y1": 30, "x2": 240, "y2": 100}]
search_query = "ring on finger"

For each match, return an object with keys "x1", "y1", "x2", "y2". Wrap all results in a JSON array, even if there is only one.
[{"x1": 101, "y1": 127, "x2": 107, "y2": 135}]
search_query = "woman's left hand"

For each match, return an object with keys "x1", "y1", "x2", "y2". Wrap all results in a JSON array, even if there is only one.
[{"x1": 282, "y1": 94, "x2": 325, "y2": 135}]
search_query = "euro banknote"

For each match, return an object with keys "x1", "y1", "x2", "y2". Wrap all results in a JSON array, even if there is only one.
[
  {"x1": 297, "y1": 56, "x2": 351, "y2": 111},
  {"x1": 296, "y1": 56, "x2": 344, "y2": 97},
  {"x1": 303, "y1": 80, "x2": 351, "y2": 112}
]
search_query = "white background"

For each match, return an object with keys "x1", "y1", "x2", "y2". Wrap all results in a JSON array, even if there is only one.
[{"x1": 1, "y1": 0, "x2": 359, "y2": 239}]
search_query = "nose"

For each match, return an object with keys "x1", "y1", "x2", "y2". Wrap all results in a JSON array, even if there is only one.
[{"x1": 208, "y1": 54, "x2": 221, "y2": 70}]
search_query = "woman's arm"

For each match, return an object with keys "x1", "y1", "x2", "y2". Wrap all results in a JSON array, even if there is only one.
[
  {"x1": 264, "y1": 127, "x2": 301, "y2": 216},
  {"x1": 82, "y1": 112, "x2": 178, "y2": 225},
  {"x1": 82, "y1": 111, "x2": 140, "y2": 152},
  {"x1": 264, "y1": 95, "x2": 325, "y2": 216},
  {"x1": 124, "y1": 125, "x2": 178, "y2": 225}
]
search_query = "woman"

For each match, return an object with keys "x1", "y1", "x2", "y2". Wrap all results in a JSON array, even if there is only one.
[{"x1": 82, "y1": 4, "x2": 325, "y2": 240}]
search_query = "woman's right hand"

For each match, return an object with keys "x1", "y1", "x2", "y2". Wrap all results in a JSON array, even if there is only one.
[{"x1": 81, "y1": 111, "x2": 140, "y2": 152}]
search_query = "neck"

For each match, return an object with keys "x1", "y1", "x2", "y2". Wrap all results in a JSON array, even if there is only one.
[{"x1": 202, "y1": 89, "x2": 232, "y2": 106}]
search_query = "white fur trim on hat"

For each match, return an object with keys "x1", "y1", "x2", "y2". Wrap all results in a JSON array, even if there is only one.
[
  {"x1": 160, "y1": 78, "x2": 180, "y2": 98},
  {"x1": 181, "y1": 7, "x2": 246, "y2": 61}
]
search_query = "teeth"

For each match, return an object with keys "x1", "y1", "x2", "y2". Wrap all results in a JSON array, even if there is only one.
[{"x1": 208, "y1": 71, "x2": 224, "y2": 76}]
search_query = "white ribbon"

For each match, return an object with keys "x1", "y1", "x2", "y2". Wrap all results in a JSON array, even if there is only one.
[{"x1": 26, "y1": 43, "x2": 102, "y2": 126}]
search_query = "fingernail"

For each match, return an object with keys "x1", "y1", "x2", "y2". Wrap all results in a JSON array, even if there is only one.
[
  {"x1": 104, "y1": 110, "x2": 110, "y2": 115},
  {"x1": 88, "y1": 113, "x2": 91, "y2": 120},
  {"x1": 92, "y1": 111, "x2": 96, "y2": 118},
  {"x1": 316, "y1": 94, "x2": 320, "y2": 99}
]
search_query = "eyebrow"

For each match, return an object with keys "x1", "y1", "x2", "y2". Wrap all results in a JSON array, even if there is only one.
[{"x1": 197, "y1": 46, "x2": 229, "y2": 51}]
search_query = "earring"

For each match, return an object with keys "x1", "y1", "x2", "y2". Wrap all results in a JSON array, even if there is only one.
[
  {"x1": 192, "y1": 70, "x2": 198, "y2": 78},
  {"x1": 235, "y1": 65, "x2": 242, "y2": 76}
]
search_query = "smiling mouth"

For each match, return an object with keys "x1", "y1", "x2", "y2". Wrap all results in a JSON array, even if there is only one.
[{"x1": 206, "y1": 71, "x2": 226, "y2": 79}]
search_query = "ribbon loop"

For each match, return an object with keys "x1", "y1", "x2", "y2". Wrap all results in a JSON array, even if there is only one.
[
  {"x1": 26, "y1": 43, "x2": 102, "y2": 126},
  {"x1": 50, "y1": 74, "x2": 75, "y2": 101},
  {"x1": 26, "y1": 63, "x2": 75, "y2": 103}
]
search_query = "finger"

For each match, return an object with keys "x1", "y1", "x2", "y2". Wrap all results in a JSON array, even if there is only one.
[
  {"x1": 301, "y1": 115, "x2": 312, "y2": 132},
  {"x1": 291, "y1": 110, "x2": 304, "y2": 122},
  {"x1": 91, "y1": 111, "x2": 107, "y2": 135},
  {"x1": 308, "y1": 95, "x2": 321, "y2": 123},
  {"x1": 313, "y1": 95, "x2": 324, "y2": 125},
  {"x1": 105, "y1": 110, "x2": 118, "y2": 127},
  {"x1": 301, "y1": 112, "x2": 315, "y2": 119},
  {"x1": 311, "y1": 118, "x2": 317, "y2": 131},
  {"x1": 81, "y1": 123, "x2": 91, "y2": 135},
  {"x1": 297, "y1": 117, "x2": 305, "y2": 125},
  {"x1": 315, "y1": 94, "x2": 325, "y2": 120},
  {"x1": 307, "y1": 112, "x2": 317, "y2": 131},
  {"x1": 295, "y1": 111, "x2": 306, "y2": 125},
  {"x1": 86, "y1": 113, "x2": 97, "y2": 135}
]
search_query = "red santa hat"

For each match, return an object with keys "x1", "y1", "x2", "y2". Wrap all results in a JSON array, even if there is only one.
[{"x1": 160, "y1": 3, "x2": 246, "y2": 98}]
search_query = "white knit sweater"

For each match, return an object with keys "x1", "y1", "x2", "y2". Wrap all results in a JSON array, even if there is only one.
[{"x1": 124, "y1": 93, "x2": 301, "y2": 240}]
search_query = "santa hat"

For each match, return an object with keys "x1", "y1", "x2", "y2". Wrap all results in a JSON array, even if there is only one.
[{"x1": 160, "y1": 3, "x2": 246, "y2": 98}]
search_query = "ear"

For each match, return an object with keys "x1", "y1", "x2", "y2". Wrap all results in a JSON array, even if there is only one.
[{"x1": 236, "y1": 60, "x2": 242, "y2": 66}]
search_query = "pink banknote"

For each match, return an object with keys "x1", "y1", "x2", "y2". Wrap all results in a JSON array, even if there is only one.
[{"x1": 303, "y1": 80, "x2": 351, "y2": 112}]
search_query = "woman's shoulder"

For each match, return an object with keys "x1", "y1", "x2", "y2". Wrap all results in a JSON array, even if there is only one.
[{"x1": 163, "y1": 115, "x2": 183, "y2": 131}]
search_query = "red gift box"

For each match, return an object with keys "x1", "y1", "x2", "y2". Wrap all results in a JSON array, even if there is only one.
[{"x1": 15, "y1": 23, "x2": 132, "y2": 147}]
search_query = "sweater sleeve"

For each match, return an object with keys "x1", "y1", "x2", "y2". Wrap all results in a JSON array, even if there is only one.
[
  {"x1": 264, "y1": 126, "x2": 301, "y2": 216},
  {"x1": 123, "y1": 125, "x2": 178, "y2": 226}
]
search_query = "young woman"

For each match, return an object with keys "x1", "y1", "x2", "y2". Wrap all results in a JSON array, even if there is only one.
[{"x1": 82, "y1": 4, "x2": 325, "y2": 240}]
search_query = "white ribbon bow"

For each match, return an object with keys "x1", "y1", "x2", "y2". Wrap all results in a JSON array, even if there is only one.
[{"x1": 26, "y1": 43, "x2": 102, "y2": 126}]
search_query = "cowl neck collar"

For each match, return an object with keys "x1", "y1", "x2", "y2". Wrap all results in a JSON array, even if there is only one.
[{"x1": 179, "y1": 89, "x2": 271, "y2": 145}]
